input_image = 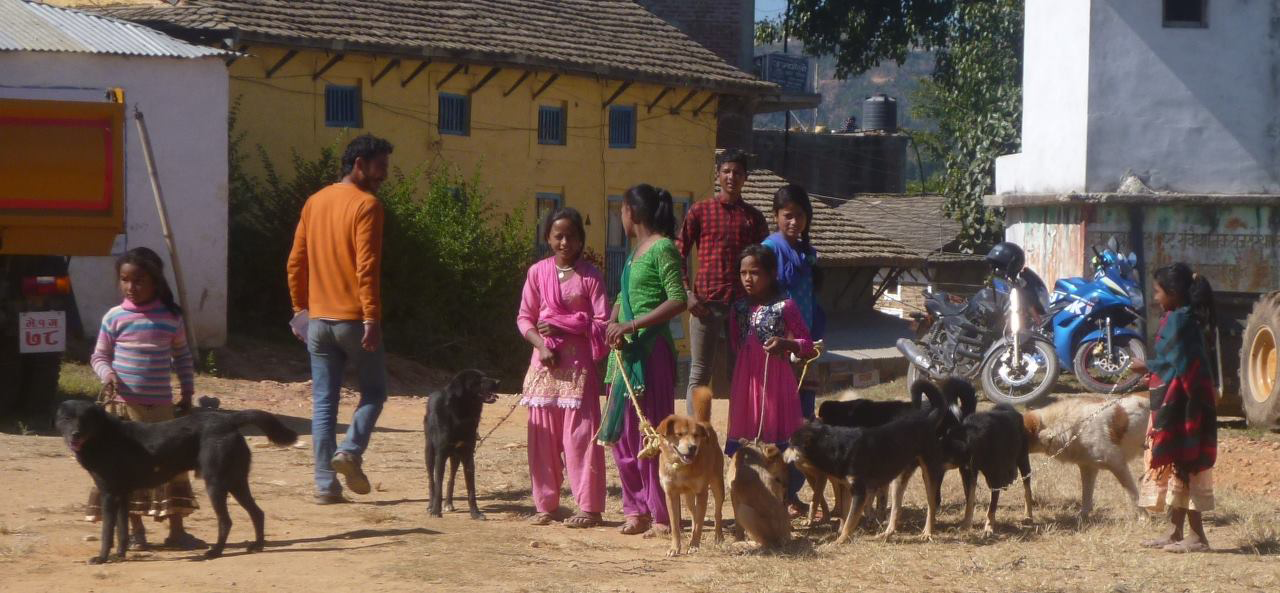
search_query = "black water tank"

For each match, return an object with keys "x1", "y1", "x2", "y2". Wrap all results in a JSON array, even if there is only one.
[{"x1": 862, "y1": 94, "x2": 898, "y2": 132}]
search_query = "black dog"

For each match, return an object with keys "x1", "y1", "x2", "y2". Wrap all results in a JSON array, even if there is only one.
[
  {"x1": 56, "y1": 399, "x2": 297, "y2": 563},
  {"x1": 939, "y1": 383, "x2": 1033, "y2": 535},
  {"x1": 808, "y1": 380, "x2": 974, "y2": 524},
  {"x1": 424, "y1": 369, "x2": 500, "y2": 519},
  {"x1": 785, "y1": 380, "x2": 951, "y2": 544}
]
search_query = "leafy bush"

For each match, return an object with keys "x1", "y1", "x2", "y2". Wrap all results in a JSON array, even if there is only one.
[{"x1": 227, "y1": 104, "x2": 532, "y2": 375}]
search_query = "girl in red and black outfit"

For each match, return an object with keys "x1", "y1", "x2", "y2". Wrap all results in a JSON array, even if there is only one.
[{"x1": 1130, "y1": 262, "x2": 1217, "y2": 553}]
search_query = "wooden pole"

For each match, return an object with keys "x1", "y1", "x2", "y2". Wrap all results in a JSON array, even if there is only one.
[{"x1": 132, "y1": 108, "x2": 200, "y2": 363}]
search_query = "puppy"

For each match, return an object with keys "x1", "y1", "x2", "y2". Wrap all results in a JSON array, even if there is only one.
[
  {"x1": 1022, "y1": 395, "x2": 1148, "y2": 519},
  {"x1": 56, "y1": 399, "x2": 297, "y2": 563},
  {"x1": 425, "y1": 369, "x2": 500, "y2": 519},
  {"x1": 940, "y1": 387, "x2": 1033, "y2": 534},
  {"x1": 730, "y1": 439, "x2": 791, "y2": 549},
  {"x1": 655, "y1": 413, "x2": 725, "y2": 556},
  {"x1": 785, "y1": 380, "x2": 951, "y2": 544}
]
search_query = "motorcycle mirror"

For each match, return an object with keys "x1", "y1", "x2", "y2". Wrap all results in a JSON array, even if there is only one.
[
  {"x1": 1107, "y1": 236, "x2": 1119, "y2": 253},
  {"x1": 1127, "y1": 252, "x2": 1137, "y2": 265}
]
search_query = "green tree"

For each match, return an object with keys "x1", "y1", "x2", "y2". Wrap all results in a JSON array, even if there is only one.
[{"x1": 758, "y1": 0, "x2": 1022, "y2": 249}]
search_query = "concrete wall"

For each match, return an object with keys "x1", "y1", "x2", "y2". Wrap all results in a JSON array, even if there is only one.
[
  {"x1": 752, "y1": 130, "x2": 907, "y2": 196},
  {"x1": 995, "y1": 0, "x2": 1092, "y2": 194},
  {"x1": 1084, "y1": 0, "x2": 1280, "y2": 193},
  {"x1": 998, "y1": 0, "x2": 1280, "y2": 195},
  {"x1": 637, "y1": 0, "x2": 755, "y2": 72},
  {"x1": 229, "y1": 45, "x2": 718, "y2": 259},
  {"x1": 0, "y1": 52, "x2": 229, "y2": 347}
]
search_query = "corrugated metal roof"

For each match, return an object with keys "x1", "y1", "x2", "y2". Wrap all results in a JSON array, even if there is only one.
[{"x1": 0, "y1": 0, "x2": 225, "y2": 58}]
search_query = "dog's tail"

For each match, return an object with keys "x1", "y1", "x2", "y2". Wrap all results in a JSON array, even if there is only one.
[
  {"x1": 230, "y1": 410, "x2": 298, "y2": 446},
  {"x1": 941, "y1": 377, "x2": 978, "y2": 418},
  {"x1": 691, "y1": 386, "x2": 714, "y2": 424},
  {"x1": 911, "y1": 378, "x2": 944, "y2": 411}
]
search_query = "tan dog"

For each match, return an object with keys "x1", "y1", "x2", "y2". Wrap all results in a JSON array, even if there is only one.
[
  {"x1": 1022, "y1": 395, "x2": 1149, "y2": 519},
  {"x1": 655, "y1": 412, "x2": 725, "y2": 556},
  {"x1": 730, "y1": 439, "x2": 791, "y2": 549}
]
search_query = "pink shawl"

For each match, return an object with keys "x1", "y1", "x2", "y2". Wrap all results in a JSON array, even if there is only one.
[{"x1": 516, "y1": 258, "x2": 609, "y2": 362}]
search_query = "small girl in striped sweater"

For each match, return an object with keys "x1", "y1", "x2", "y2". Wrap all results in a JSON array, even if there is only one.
[{"x1": 86, "y1": 247, "x2": 203, "y2": 551}]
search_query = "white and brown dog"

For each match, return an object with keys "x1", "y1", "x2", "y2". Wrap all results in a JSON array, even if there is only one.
[{"x1": 1022, "y1": 395, "x2": 1149, "y2": 519}]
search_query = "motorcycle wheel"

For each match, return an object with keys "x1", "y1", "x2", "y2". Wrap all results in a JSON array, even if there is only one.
[
  {"x1": 980, "y1": 339, "x2": 1060, "y2": 407},
  {"x1": 906, "y1": 362, "x2": 923, "y2": 387},
  {"x1": 1072, "y1": 337, "x2": 1146, "y2": 394}
]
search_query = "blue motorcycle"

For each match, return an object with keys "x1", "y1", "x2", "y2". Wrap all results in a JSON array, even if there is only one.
[{"x1": 1042, "y1": 238, "x2": 1146, "y2": 393}]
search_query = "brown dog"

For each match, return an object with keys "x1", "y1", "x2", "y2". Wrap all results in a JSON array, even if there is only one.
[
  {"x1": 730, "y1": 439, "x2": 791, "y2": 549},
  {"x1": 655, "y1": 412, "x2": 725, "y2": 556}
]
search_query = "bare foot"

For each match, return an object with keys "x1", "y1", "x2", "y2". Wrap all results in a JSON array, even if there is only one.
[
  {"x1": 1163, "y1": 538, "x2": 1210, "y2": 553},
  {"x1": 1141, "y1": 535, "x2": 1181, "y2": 549},
  {"x1": 618, "y1": 515, "x2": 650, "y2": 535},
  {"x1": 642, "y1": 523, "x2": 671, "y2": 539},
  {"x1": 528, "y1": 512, "x2": 555, "y2": 526}
]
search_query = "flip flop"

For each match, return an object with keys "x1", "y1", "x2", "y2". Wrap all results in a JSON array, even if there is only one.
[
  {"x1": 161, "y1": 532, "x2": 209, "y2": 551},
  {"x1": 619, "y1": 516, "x2": 651, "y2": 535},
  {"x1": 642, "y1": 523, "x2": 671, "y2": 539},
  {"x1": 528, "y1": 512, "x2": 555, "y2": 526},
  {"x1": 1163, "y1": 540, "x2": 1210, "y2": 553},
  {"x1": 1141, "y1": 537, "x2": 1179, "y2": 549},
  {"x1": 128, "y1": 533, "x2": 149, "y2": 552},
  {"x1": 564, "y1": 513, "x2": 602, "y2": 529}
]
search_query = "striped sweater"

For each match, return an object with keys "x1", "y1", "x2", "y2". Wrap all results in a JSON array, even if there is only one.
[{"x1": 91, "y1": 299, "x2": 195, "y2": 404}]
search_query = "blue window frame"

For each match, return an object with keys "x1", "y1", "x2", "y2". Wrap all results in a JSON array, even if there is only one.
[
  {"x1": 538, "y1": 106, "x2": 567, "y2": 145},
  {"x1": 608, "y1": 105, "x2": 636, "y2": 149},
  {"x1": 439, "y1": 93, "x2": 470, "y2": 136},
  {"x1": 324, "y1": 84, "x2": 362, "y2": 128},
  {"x1": 534, "y1": 193, "x2": 563, "y2": 256}
]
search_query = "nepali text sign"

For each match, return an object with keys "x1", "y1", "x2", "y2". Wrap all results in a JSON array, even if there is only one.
[
  {"x1": 756, "y1": 53, "x2": 810, "y2": 94},
  {"x1": 19, "y1": 311, "x2": 66, "y2": 353}
]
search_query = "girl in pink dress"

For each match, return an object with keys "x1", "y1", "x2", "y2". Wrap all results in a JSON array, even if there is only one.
[
  {"x1": 725, "y1": 244, "x2": 816, "y2": 455},
  {"x1": 516, "y1": 207, "x2": 608, "y2": 528}
]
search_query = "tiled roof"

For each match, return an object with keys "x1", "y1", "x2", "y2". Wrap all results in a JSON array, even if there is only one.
[
  {"x1": 0, "y1": 0, "x2": 225, "y2": 58},
  {"x1": 741, "y1": 170, "x2": 922, "y2": 267},
  {"x1": 97, "y1": 0, "x2": 775, "y2": 94},
  {"x1": 833, "y1": 193, "x2": 968, "y2": 259}
]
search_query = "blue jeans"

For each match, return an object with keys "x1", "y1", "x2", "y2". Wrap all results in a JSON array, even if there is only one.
[{"x1": 308, "y1": 320, "x2": 387, "y2": 495}]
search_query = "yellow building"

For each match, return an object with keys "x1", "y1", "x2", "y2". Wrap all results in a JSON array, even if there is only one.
[{"x1": 98, "y1": 0, "x2": 774, "y2": 297}]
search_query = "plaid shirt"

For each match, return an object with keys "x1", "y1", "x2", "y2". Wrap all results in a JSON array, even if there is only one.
[{"x1": 677, "y1": 195, "x2": 769, "y2": 305}]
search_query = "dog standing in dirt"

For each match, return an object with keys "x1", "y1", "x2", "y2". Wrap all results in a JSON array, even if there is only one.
[
  {"x1": 937, "y1": 381, "x2": 1033, "y2": 535},
  {"x1": 1022, "y1": 395, "x2": 1149, "y2": 519},
  {"x1": 57, "y1": 399, "x2": 297, "y2": 563},
  {"x1": 655, "y1": 409, "x2": 725, "y2": 556},
  {"x1": 730, "y1": 439, "x2": 791, "y2": 549},
  {"x1": 425, "y1": 369, "x2": 500, "y2": 519}
]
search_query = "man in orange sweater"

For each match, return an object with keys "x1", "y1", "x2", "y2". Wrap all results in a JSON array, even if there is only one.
[{"x1": 287, "y1": 134, "x2": 392, "y2": 504}]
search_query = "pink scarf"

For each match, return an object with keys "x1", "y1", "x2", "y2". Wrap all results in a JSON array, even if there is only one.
[{"x1": 533, "y1": 258, "x2": 608, "y2": 362}]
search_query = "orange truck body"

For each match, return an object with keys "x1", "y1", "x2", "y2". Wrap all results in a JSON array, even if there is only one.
[{"x1": 0, "y1": 97, "x2": 125, "y2": 256}]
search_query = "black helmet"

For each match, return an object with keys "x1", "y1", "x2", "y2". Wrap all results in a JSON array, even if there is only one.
[{"x1": 986, "y1": 241, "x2": 1025, "y2": 277}]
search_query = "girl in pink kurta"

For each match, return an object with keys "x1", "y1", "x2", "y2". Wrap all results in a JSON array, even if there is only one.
[
  {"x1": 726, "y1": 244, "x2": 816, "y2": 455},
  {"x1": 517, "y1": 208, "x2": 608, "y2": 528}
]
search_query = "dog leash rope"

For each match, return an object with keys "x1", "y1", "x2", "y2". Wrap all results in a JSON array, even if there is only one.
[
  {"x1": 612, "y1": 348, "x2": 665, "y2": 460},
  {"x1": 474, "y1": 396, "x2": 522, "y2": 452},
  {"x1": 754, "y1": 341, "x2": 824, "y2": 443}
]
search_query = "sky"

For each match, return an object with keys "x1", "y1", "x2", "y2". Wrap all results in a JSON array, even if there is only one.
[{"x1": 755, "y1": 0, "x2": 790, "y2": 21}]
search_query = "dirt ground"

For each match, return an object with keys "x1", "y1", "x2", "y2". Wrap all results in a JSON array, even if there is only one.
[{"x1": 2, "y1": 358, "x2": 1279, "y2": 593}]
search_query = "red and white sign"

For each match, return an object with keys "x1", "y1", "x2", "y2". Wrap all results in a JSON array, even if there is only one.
[{"x1": 19, "y1": 311, "x2": 66, "y2": 353}]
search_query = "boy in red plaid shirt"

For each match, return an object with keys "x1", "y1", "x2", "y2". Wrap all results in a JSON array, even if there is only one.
[{"x1": 677, "y1": 149, "x2": 768, "y2": 414}]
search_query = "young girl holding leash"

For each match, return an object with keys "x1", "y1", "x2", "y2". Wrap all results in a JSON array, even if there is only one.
[
  {"x1": 516, "y1": 207, "x2": 608, "y2": 528},
  {"x1": 761, "y1": 184, "x2": 825, "y2": 517},
  {"x1": 598, "y1": 184, "x2": 688, "y2": 537},
  {"x1": 1130, "y1": 262, "x2": 1217, "y2": 553},
  {"x1": 86, "y1": 247, "x2": 203, "y2": 551},
  {"x1": 725, "y1": 244, "x2": 816, "y2": 456}
]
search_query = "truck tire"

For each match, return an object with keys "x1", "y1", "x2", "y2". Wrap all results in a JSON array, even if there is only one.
[{"x1": 1241, "y1": 292, "x2": 1280, "y2": 428}]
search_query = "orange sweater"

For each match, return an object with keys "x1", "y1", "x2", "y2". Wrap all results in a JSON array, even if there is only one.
[{"x1": 287, "y1": 183, "x2": 384, "y2": 321}]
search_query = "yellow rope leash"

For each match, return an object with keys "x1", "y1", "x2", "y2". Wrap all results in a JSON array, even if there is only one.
[
  {"x1": 612, "y1": 348, "x2": 665, "y2": 460},
  {"x1": 753, "y1": 340, "x2": 824, "y2": 443}
]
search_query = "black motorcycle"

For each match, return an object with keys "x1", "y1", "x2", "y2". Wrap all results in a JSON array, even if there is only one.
[{"x1": 897, "y1": 242, "x2": 1061, "y2": 407}]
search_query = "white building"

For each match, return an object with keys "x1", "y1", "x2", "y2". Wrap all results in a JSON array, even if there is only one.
[
  {"x1": 0, "y1": 0, "x2": 230, "y2": 346},
  {"x1": 988, "y1": 0, "x2": 1280, "y2": 411}
]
